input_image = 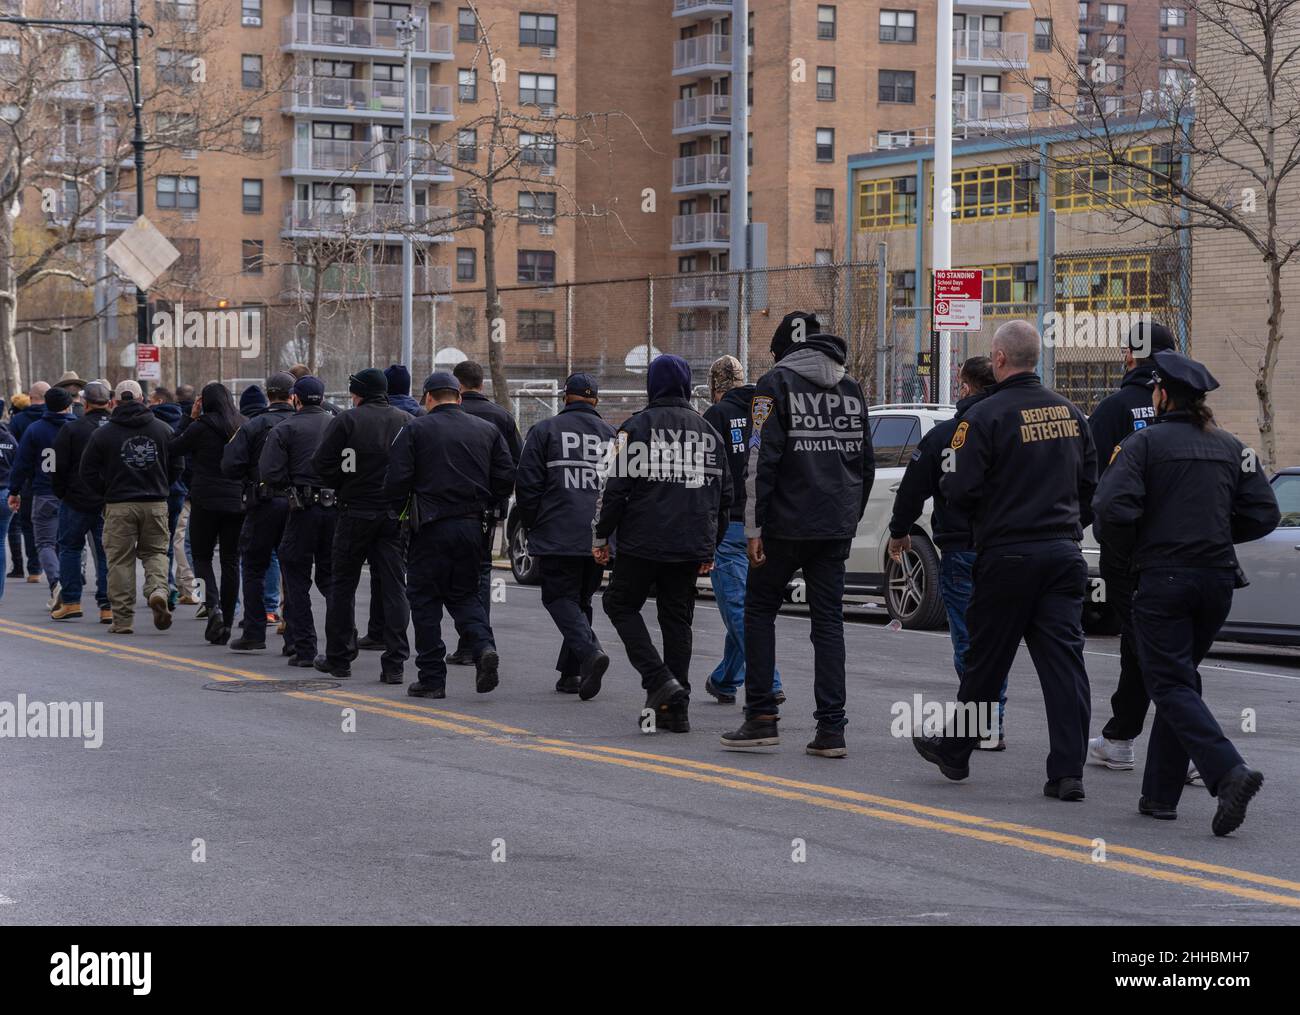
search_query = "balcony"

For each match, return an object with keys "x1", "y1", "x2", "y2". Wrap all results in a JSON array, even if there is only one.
[
  {"x1": 954, "y1": 30, "x2": 1029, "y2": 69},
  {"x1": 45, "y1": 190, "x2": 136, "y2": 231},
  {"x1": 48, "y1": 135, "x2": 134, "y2": 166},
  {"x1": 673, "y1": 34, "x2": 732, "y2": 76},
  {"x1": 673, "y1": 93, "x2": 731, "y2": 134},
  {"x1": 282, "y1": 262, "x2": 453, "y2": 299},
  {"x1": 673, "y1": 153, "x2": 731, "y2": 192},
  {"x1": 282, "y1": 138, "x2": 453, "y2": 181},
  {"x1": 282, "y1": 76, "x2": 454, "y2": 121},
  {"x1": 283, "y1": 199, "x2": 452, "y2": 239},
  {"x1": 48, "y1": 0, "x2": 131, "y2": 26},
  {"x1": 1078, "y1": 12, "x2": 1107, "y2": 31},
  {"x1": 672, "y1": 0, "x2": 733, "y2": 17},
  {"x1": 954, "y1": 0, "x2": 1032, "y2": 11},
  {"x1": 953, "y1": 91, "x2": 1030, "y2": 128},
  {"x1": 281, "y1": 11, "x2": 453, "y2": 61},
  {"x1": 671, "y1": 211, "x2": 730, "y2": 250},
  {"x1": 671, "y1": 274, "x2": 732, "y2": 308}
]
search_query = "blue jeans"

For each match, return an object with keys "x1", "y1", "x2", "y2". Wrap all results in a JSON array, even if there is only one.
[
  {"x1": 939, "y1": 549, "x2": 1006, "y2": 721},
  {"x1": 57, "y1": 503, "x2": 109, "y2": 608},
  {"x1": 710, "y1": 521, "x2": 781, "y2": 693},
  {"x1": 0, "y1": 507, "x2": 11, "y2": 600},
  {"x1": 265, "y1": 551, "x2": 280, "y2": 615}
]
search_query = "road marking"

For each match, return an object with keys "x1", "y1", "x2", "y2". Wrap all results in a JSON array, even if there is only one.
[{"x1": 2, "y1": 617, "x2": 1299, "y2": 909}]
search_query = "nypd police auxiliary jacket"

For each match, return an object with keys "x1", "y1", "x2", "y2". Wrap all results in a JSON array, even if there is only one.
[{"x1": 743, "y1": 334, "x2": 874, "y2": 541}]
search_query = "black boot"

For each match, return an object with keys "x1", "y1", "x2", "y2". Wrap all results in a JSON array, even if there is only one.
[
  {"x1": 912, "y1": 734, "x2": 971, "y2": 781},
  {"x1": 721, "y1": 716, "x2": 780, "y2": 749},
  {"x1": 1044, "y1": 777, "x2": 1086, "y2": 801},
  {"x1": 313, "y1": 655, "x2": 351, "y2": 679},
  {"x1": 555, "y1": 674, "x2": 581, "y2": 694},
  {"x1": 1212, "y1": 765, "x2": 1263, "y2": 836},
  {"x1": 204, "y1": 609, "x2": 225, "y2": 643},
  {"x1": 806, "y1": 728, "x2": 847, "y2": 758},
  {"x1": 475, "y1": 649, "x2": 499, "y2": 693},
  {"x1": 577, "y1": 650, "x2": 609, "y2": 701}
]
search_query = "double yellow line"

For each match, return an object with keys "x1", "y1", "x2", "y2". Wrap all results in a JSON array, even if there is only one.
[{"x1": 4, "y1": 614, "x2": 1299, "y2": 911}]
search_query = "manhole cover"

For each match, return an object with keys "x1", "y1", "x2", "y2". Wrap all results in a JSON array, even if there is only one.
[{"x1": 203, "y1": 678, "x2": 341, "y2": 693}]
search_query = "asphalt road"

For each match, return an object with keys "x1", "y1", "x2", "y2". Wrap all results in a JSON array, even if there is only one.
[{"x1": 1, "y1": 565, "x2": 1298, "y2": 925}]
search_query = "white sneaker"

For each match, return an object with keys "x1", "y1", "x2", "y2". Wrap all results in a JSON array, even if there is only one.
[
  {"x1": 46, "y1": 581, "x2": 61, "y2": 611},
  {"x1": 1186, "y1": 763, "x2": 1201, "y2": 785},
  {"x1": 1088, "y1": 735, "x2": 1135, "y2": 770}
]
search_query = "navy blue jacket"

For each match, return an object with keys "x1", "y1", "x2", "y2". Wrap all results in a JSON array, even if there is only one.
[
  {"x1": 9, "y1": 410, "x2": 73, "y2": 498},
  {"x1": 515, "y1": 401, "x2": 616, "y2": 556},
  {"x1": 0, "y1": 421, "x2": 16, "y2": 491},
  {"x1": 702, "y1": 384, "x2": 756, "y2": 523},
  {"x1": 10, "y1": 404, "x2": 43, "y2": 443},
  {"x1": 51, "y1": 407, "x2": 112, "y2": 512},
  {"x1": 1089, "y1": 361, "x2": 1159, "y2": 480},
  {"x1": 151, "y1": 402, "x2": 188, "y2": 497}
]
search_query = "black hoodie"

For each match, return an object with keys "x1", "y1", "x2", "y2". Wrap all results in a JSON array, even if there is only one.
[
  {"x1": 703, "y1": 383, "x2": 757, "y2": 523},
  {"x1": 744, "y1": 333, "x2": 874, "y2": 541},
  {"x1": 51, "y1": 406, "x2": 112, "y2": 512},
  {"x1": 1088, "y1": 360, "x2": 1159, "y2": 480},
  {"x1": 168, "y1": 413, "x2": 245, "y2": 514},
  {"x1": 80, "y1": 400, "x2": 179, "y2": 504}
]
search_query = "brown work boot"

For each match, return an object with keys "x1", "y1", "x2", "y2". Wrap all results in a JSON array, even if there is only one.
[
  {"x1": 50, "y1": 602, "x2": 83, "y2": 621},
  {"x1": 99, "y1": 608, "x2": 113, "y2": 624}
]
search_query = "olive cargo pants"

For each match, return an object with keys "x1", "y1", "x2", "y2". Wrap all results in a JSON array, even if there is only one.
[{"x1": 103, "y1": 501, "x2": 171, "y2": 627}]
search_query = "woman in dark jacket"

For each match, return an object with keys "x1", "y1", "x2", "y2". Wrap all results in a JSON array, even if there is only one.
[{"x1": 169, "y1": 383, "x2": 245, "y2": 643}]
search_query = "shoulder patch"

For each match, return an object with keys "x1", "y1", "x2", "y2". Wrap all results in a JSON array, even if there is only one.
[
  {"x1": 950, "y1": 421, "x2": 969, "y2": 450},
  {"x1": 1109, "y1": 443, "x2": 1122, "y2": 465},
  {"x1": 751, "y1": 395, "x2": 774, "y2": 430}
]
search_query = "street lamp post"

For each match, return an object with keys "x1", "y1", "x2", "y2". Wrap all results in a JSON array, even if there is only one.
[{"x1": 396, "y1": 13, "x2": 421, "y2": 372}]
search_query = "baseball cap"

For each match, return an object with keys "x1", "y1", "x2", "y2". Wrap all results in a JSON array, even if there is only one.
[
  {"x1": 422, "y1": 370, "x2": 459, "y2": 394},
  {"x1": 114, "y1": 379, "x2": 143, "y2": 401},
  {"x1": 291, "y1": 375, "x2": 325, "y2": 404},
  {"x1": 266, "y1": 372, "x2": 296, "y2": 397},
  {"x1": 83, "y1": 381, "x2": 111, "y2": 405},
  {"x1": 564, "y1": 372, "x2": 598, "y2": 398}
]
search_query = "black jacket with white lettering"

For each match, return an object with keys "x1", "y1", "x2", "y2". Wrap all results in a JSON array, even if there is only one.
[
  {"x1": 592, "y1": 396, "x2": 732, "y2": 562},
  {"x1": 1089, "y1": 361, "x2": 1159, "y2": 480},
  {"x1": 744, "y1": 335, "x2": 874, "y2": 541},
  {"x1": 312, "y1": 395, "x2": 412, "y2": 511},
  {"x1": 80, "y1": 400, "x2": 179, "y2": 504},
  {"x1": 383, "y1": 403, "x2": 516, "y2": 525},
  {"x1": 515, "y1": 401, "x2": 616, "y2": 556},
  {"x1": 888, "y1": 391, "x2": 988, "y2": 551},
  {"x1": 703, "y1": 383, "x2": 756, "y2": 522},
  {"x1": 1092, "y1": 410, "x2": 1280, "y2": 571},
  {"x1": 939, "y1": 371, "x2": 1097, "y2": 551}
]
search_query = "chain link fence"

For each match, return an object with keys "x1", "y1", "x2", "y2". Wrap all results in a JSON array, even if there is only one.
[{"x1": 9, "y1": 248, "x2": 1187, "y2": 420}]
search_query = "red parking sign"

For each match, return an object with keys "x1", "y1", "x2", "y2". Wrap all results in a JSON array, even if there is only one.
[{"x1": 933, "y1": 269, "x2": 983, "y2": 332}]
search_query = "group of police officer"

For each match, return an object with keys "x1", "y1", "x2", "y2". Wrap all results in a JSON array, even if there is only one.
[{"x1": 176, "y1": 307, "x2": 1282, "y2": 838}]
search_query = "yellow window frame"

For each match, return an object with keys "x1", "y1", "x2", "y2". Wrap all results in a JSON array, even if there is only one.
[
  {"x1": 930, "y1": 163, "x2": 1039, "y2": 221},
  {"x1": 857, "y1": 176, "x2": 916, "y2": 231},
  {"x1": 1054, "y1": 253, "x2": 1170, "y2": 312},
  {"x1": 962, "y1": 262, "x2": 1039, "y2": 317},
  {"x1": 1053, "y1": 146, "x2": 1176, "y2": 212}
]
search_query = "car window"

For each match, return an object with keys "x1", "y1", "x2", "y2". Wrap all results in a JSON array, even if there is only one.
[
  {"x1": 1273, "y1": 474, "x2": 1300, "y2": 526},
  {"x1": 873, "y1": 415, "x2": 920, "y2": 469}
]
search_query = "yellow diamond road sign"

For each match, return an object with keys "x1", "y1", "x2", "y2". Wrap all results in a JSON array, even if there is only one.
[{"x1": 105, "y1": 216, "x2": 179, "y2": 292}]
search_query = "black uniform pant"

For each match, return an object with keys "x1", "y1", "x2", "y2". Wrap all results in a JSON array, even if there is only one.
[
  {"x1": 1100, "y1": 554, "x2": 1150, "y2": 741},
  {"x1": 189, "y1": 505, "x2": 244, "y2": 624},
  {"x1": 744, "y1": 536, "x2": 850, "y2": 733},
  {"x1": 407, "y1": 516, "x2": 494, "y2": 688},
  {"x1": 539, "y1": 555, "x2": 604, "y2": 677},
  {"x1": 454, "y1": 526, "x2": 495, "y2": 656},
  {"x1": 238, "y1": 497, "x2": 289, "y2": 641},
  {"x1": 278, "y1": 504, "x2": 336, "y2": 662},
  {"x1": 364, "y1": 526, "x2": 410, "y2": 642},
  {"x1": 326, "y1": 509, "x2": 410, "y2": 676},
  {"x1": 954, "y1": 539, "x2": 1091, "y2": 781},
  {"x1": 1133, "y1": 567, "x2": 1243, "y2": 805},
  {"x1": 601, "y1": 553, "x2": 698, "y2": 695}
]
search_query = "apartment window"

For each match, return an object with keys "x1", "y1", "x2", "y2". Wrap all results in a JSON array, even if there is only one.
[
  {"x1": 156, "y1": 49, "x2": 196, "y2": 86},
  {"x1": 816, "y1": 5, "x2": 836, "y2": 40},
  {"x1": 1161, "y1": 7, "x2": 1187, "y2": 28},
  {"x1": 518, "y1": 250, "x2": 556, "y2": 284},
  {"x1": 1161, "y1": 37, "x2": 1186, "y2": 58},
  {"x1": 519, "y1": 190, "x2": 556, "y2": 222},
  {"x1": 518, "y1": 309, "x2": 556, "y2": 343},
  {"x1": 945, "y1": 163, "x2": 1039, "y2": 219},
  {"x1": 458, "y1": 68, "x2": 477, "y2": 102},
  {"x1": 241, "y1": 54, "x2": 262, "y2": 89},
  {"x1": 814, "y1": 249, "x2": 833, "y2": 265},
  {"x1": 457, "y1": 128, "x2": 477, "y2": 162},
  {"x1": 519, "y1": 72, "x2": 557, "y2": 106},
  {"x1": 156, "y1": 111, "x2": 198, "y2": 147},
  {"x1": 815, "y1": 128, "x2": 834, "y2": 162},
  {"x1": 458, "y1": 8, "x2": 477, "y2": 41},
  {"x1": 1160, "y1": 67, "x2": 1193, "y2": 93},
  {"x1": 372, "y1": 3, "x2": 412, "y2": 19},
  {"x1": 520, "y1": 131, "x2": 556, "y2": 165},
  {"x1": 878, "y1": 70, "x2": 915, "y2": 103},
  {"x1": 747, "y1": 131, "x2": 753, "y2": 167},
  {"x1": 456, "y1": 247, "x2": 476, "y2": 282},
  {"x1": 156, "y1": 175, "x2": 199, "y2": 210},
  {"x1": 747, "y1": 11, "x2": 754, "y2": 46},
  {"x1": 1101, "y1": 3, "x2": 1126, "y2": 22},
  {"x1": 857, "y1": 176, "x2": 917, "y2": 229},
  {"x1": 1101, "y1": 33, "x2": 1126, "y2": 56},
  {"x1": 241, "y1": 240, "x2": 264, "y2": 275},
  {"x1": 1079, "y1": 2, "x2": 1089, "y2": 20},
  {"x1": 974, "y1": 263, "x2": 1039, "y2": 312},
  {"x1": 816, "y1": 66, "x2": 835, "y2": 101},
  {"x1": 879, "y1": 10, "x2": 916, "y2": 43},
  {"x1": 1033, "y1": 78, "x2": 1052, "y2": 111},
  {"x1": 814, "y1": 188, "x2": 834, "y2": 223},
  {"x1": 158, "y1": 1, "x2": 197, "y2": 22},
  {"x1": 1055, "y1": 253, "x2": 1169, "y2": 312},
  {"x1": 1054, "y1": 146, "x2": 1176, "y2": 211},
  {"x1": 242, "y1": 1, "x2": 262, "y2": 25},
  {"x1": 1034, "y1": 18, "x2": 1052, "y2": 52},
  {"x1": 456, "y1": 188, "x2": 476, "y2": 226},
  {"x1": 747, "y1": 70, "x2": 753, "y2": 108},
  {"x1": 519, "y1": 12, "x2": 558, "y2": 47},
  {"x1": 677, "y1": 256, "x2": 698, "y2": 273},
  {"x1": 241, "y1": 179, "x2": 263, "y2": 213},
  {"x1": 242, "y1": 117, "x2": 262, "y2": 151}
]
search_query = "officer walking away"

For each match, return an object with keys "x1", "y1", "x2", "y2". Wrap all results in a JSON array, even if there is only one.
[
  {"x1": 223, "y1": 373, "x2": 297, "y2": 651},
  {"x1": 887, "y1": 356, "x2": 1003, "y2": 745},
  {"x1": 720, "y1": 313, "x2": 873, "y2": 758},
  {"x1": 445, "y1": 359, "x2": 523, "y2": 666},
  {"x1": 11, "y1": 382, "x2": 48, "y2": 585},
  {"x1": 0, "y1": 409, "x2": 17, "y2": 603},
  {"x1": 312, "y1": 368, "x2": 412, "y2": 683},
  {"x1": 1094, "y1": 351, "x2": 1279, "y2": 835},
  {"x1": 7, "y1": 385, "x2": 75, "y2": 608},
  {"x1": 912, "y1": 321, "x2": 1096, "y2": 801},
  {"x1": 701, "y1": 355, "x2": 783, "y2": 706},
  {"x1": 78, "y1": 380, "x2": 179, "y2": 633},
  {"x1": 1086, "y1": 321, "x2": 1176, "y2": 771},
  {"x1": 384, "y1": 371, "x2": 515, "y2": 698},
  {"x1": 49, "y1": 381, "x2": 114, "y2": 622},
  {"x1": 513, "y1": 372, "x2": 616, "y2": 694},
  {"x1": 593, "y1": 354, "x2": 732, "y2": 732},
  {"x1": 259, "y1": 376, "x2": 336, "y2": 667}
]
